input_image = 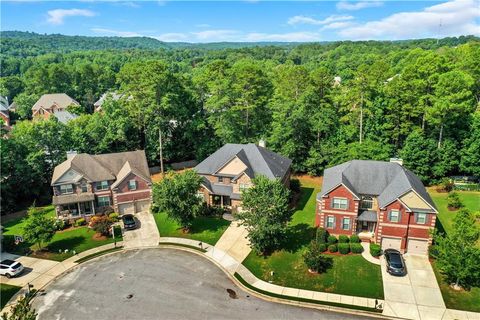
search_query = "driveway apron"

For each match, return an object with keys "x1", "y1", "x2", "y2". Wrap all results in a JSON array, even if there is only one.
[{"x1": 122, "y1": 211, "x2": 160, "y2": 248}]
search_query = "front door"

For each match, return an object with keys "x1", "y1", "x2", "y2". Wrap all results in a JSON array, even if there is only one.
[{"x1": 361, "y1": 221, "x2": 369, "y2": 231}]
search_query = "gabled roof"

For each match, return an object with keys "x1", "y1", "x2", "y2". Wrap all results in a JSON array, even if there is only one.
[
  {"x1": 32, "y1": 93, "x2": 79, "y2": 111},
  {"x1": 51, "y1": 150, "x2": 151, "y2": 186},
  {"x1": 318, "y1": 160, "x2": 437, "y2": 211},
  {"x1": 195, "y1": 143, "x2": 292, "y2": 180}
]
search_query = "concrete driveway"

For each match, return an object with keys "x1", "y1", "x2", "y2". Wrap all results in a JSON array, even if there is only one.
[
  {"x1": 382, "y1": 254, "x2": 446, "y2": 320},
  {"x1": 32, "y1": 248, "x2": 371, "y2": 320},
  {"x1": 122, "y1": 211, "x2": 160, "y2": 248},
  {"x1": 214, "y1": 221, "x2": 251, "y2": 262}
]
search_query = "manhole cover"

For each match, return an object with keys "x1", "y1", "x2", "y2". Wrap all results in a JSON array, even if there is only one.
[
  {"x1": 126, "y1": 294, "x2": 134, "y2": 299},
  {"x1": 226, "y1": 288, "x2": 237, "y2": 299}
]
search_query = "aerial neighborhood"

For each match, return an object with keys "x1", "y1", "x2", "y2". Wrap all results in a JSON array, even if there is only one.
[{"x1": 1, "y1": 2, "x2": 479, "y2": 319}]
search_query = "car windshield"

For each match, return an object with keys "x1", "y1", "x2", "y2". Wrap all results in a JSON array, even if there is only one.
[
  {"x1": 123, "y1": 215, "x2": 134, "y2": 222},
  {"x1": 389, "y1": 254, "x2": 403, "y2": 268},
  {"x1": 1, "y1": 259, "x2": 16, "y2": 266}
]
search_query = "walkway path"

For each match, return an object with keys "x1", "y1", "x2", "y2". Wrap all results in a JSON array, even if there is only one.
[
  {"x1": 213, "y1": 221, "x2": 251, "y2": 262},
  {"x1": 360, "y1": 242, "x2": 381, "y2": 265},
  {"x1": 122, "y1": 211, "x2": 160, "y2": 248}
]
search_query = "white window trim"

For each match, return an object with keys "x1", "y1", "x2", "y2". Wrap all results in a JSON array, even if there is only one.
[
  {"x1": 332, "y1": 197, "x2": 348, "y2": 210},
  {"x1": 97, "y1": 196, "x2": 111, "y2": 207},
  {"x1": 342, "y1": 217, "x2": 351, "y2": 230},
  {"x1": 60, "y1": 184, "x2": 74, "y2": 195},
  {"x1": 128, "y1": 180, "x2": 137, "y2": 191},
  {"x1": 326, "y1": 216, "x2": 335, "y2": 229},
  {"x1": 416, "y1": 213, "x2": 427, "y2": 224},
  {"x1": 96, "y1": 181, "x2": 109, "y2": 191},
  {"x1": 389, "y1": 210, "x2": 400, "y2": 223}
]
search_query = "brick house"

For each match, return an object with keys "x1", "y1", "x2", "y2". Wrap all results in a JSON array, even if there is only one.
[
  {"x1": 32, "y1": 93, "x2": 79, "y2": 124},
  {"x1": 316, "y1": 160, "x2": 438, "y2": 255},
  {"x1": 51, "y1": 150, "x2": 152, "y2": 221},
  {"x1": 195, "y1": 143, "x2": 292, "y2": 211}
]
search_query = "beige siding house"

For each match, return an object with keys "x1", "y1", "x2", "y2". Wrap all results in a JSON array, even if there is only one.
[{"x1": 195, "y1": 143, "x2": 292, "y2": 211}]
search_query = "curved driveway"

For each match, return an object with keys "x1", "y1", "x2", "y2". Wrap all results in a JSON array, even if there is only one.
[{"x1": 33, "y1": 248, "x2": 372, "y2": 320}]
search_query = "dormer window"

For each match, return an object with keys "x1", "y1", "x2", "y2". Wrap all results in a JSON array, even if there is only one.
[
  {"x1": 360, "y1": 196, "x2": 373, "y2": 210},
  {"x1": 128, "y1": 180, "x2": 137, "y2": 190},
  {"x1": 60, "y1": 184, "x2": 73, "y2": 194},
  {"x1": 96, "y1": 181, "x2": 109, "y2": 191}
]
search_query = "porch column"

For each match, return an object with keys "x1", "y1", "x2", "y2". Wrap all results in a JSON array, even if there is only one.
[
  {"x1": 220, "y1": 196, "x2": 223, "y2": 208},
  {"x1": 77, "y1": 202, "x2": 81, "y2": 215},
  {"x1": 92, "y1": 201, "x2": 96, "y2": 215}
]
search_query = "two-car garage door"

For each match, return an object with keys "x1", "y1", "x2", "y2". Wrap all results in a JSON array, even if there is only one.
[{"x1": 118, "y1": 200, "x2": 151, "y2": 215}]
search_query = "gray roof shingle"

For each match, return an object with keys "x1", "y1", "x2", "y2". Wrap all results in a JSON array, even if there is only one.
[
  {"x1": 195, "y1": 143, "x2": 291, "y2": 180},
  {"x1": 318, "y1": 160, "x2": 437, "y2": 211}
]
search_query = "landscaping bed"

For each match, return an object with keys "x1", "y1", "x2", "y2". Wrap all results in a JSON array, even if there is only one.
[
  {"x1": 242, "y1": 178, "x2": 384, "y2": 300},
  {"x1": 154, "y1": 212, "x2": 230, "y2": 245}
]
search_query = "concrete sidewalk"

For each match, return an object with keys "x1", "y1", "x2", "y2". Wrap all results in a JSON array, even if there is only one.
[
  {"x1": 360, "y1": 242, "x2": 381, "y2": 265},
  {"x1": 213, "y1": 221, "x2": 251, "y2": 262}
]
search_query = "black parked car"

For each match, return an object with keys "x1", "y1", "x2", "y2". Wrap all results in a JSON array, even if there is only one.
[
  {"x1": 384, "y1": 249, "x2": 407, "y2": 276},
  {"x1": 122, "y1": 214, "x2": 137, "y2": 230}
]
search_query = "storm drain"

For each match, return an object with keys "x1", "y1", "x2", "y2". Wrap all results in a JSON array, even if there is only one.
[
  {"x1": 226, "y1": 289, "x2": 238, "y2": 299},
  {"x1": 126, "y1": 294, "x2": 134, "y2": 299}
]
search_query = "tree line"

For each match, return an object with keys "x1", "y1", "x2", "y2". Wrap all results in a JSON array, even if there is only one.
[{"x1": 1, "y1": 35, "x2": 479, "y2": 213}]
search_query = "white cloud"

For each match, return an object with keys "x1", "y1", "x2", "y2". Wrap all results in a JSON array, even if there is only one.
[
  {"x1": 321, "y1": 21, "x2": 355, "y2": 30},
  {"x1": 337, "y1": 1, "x2": 383, "y2": 11},
  {"x1": 91, "y1": 28, "x2": 142, "y2": 37},
  {"x1": 47, "y1": 8, "x2": 96, "y2": 25},
  {"x1": 191, "y1": 29, "x2": 239, "y2": 41},
  {"x1": 155, "y1": 33, "x2": 189, "y2": 42},
  {"x1": 288, "y1": 14, "x2": 353, "y2": 26},
  {"x1": 338, "y1": 0, "x2": 480, "y2": 40},
  {"x1": 244, "y1": 32, "x2": 320, "y2": 42},
  {"x1": 195, "y1": 24, "x2": 211, "y2": 28}
]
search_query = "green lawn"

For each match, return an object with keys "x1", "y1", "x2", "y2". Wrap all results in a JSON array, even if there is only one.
[
  {"x1": 2, "y1": 206, "x2": 123, "y2": 261},
  {"x1": 242, "y1": 178, "x2": 384, "y2": 299},
  {"x1": 427, "y1": 189, "x2": 480, "y2": 312},
  {"x1": 154, "y1": 212, "x2": 230, "y2": 245},
  {"x1": 428, "y1": 189, "x2": 480, "y2": 236},
  {"x1": 1, "y1": 284, "x2": 21, "y2": 309},
  {"x1": 431, "y1": 261, "x2": 480, "y2": 312}
]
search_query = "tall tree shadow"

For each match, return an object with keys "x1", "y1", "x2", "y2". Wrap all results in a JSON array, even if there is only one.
[
  {"x1": 295, "y1": 187, "x2": 314, "y2": 211},
  {"x1": 282, "y1": 223, "x2": 317, "y2": 253},
  {"x1": 47, "y1": 236, "x2": 86, "y2": 252}
]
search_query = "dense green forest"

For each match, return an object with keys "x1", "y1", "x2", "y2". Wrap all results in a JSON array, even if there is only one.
[{"x1": 1, "y1": 32, "x2": 479, "y2": 212}]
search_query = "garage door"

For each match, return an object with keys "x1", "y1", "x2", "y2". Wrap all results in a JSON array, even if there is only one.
[
  {"x1": 135, "y1": 200, "x2": 151, "y2": 213},
  {"x1": 118, "y1": 203, "x2": 135, "y2": 215},
  {"x1": 407, "y1": 239, "x2": 428, "y2": 255},
  {"x1": 381, "y1": 237, "x2": 401, "y2": 251}
]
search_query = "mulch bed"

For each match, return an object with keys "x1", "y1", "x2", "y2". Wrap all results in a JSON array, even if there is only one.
[{"x1": 92, "y1": 233, "x2": 108, "y2": 241}]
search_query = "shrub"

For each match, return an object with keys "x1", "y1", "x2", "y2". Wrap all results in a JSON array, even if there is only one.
[
  {"x1": 109, "y1": 213, "x2": 120, "y2": 222},
  {"x1": 350, "y1": 234, "x2": 361, "y2": 243},
  {"x1": 440, "y1": 178, "x2": 453, "y2": 192},
  {"x1": 338, "y1": 235, "x2": 349, "y2": 243},
  {"x1": 290, "y1": 178, "x2": 301, "y2": 193},
  {"x1": 370, "y1": 243, "x2": 381, "y2": 257},
  {"x1": 428, "y1": 244, "x2": 439, "y2": 259},
  {"x1": 447, "y1": 192, "x2": 463, "y2": 210},
  {"x1": 328, "y1": 244, "x2": 338, "y2": 253},
  {"x1": 318, "y1": 243, "x2": 327, "y2": 252},
  {"x1": 338, "y1": 243, "x2": 350, "y2": 254},
  {"x1": 303, "y1": 241, "x2": 333, "y2": 273},
  {"x1": 316, "y1": 228, "x2": 328, "y2": 244},
  {"x1": 54, "y1": 219, "x2": 65, "y2": 231},
  {"x1": 75, "y1": 218, "x2": 86, "y2": 227},
  {"x1": 89, "y1": 215, "x2": 113, "y2": 236},
  {"x1": 327, "y1": 235, "x2": 337, "y2": 245},
  {"x1": 350, "y1": 243, "x2": 364, "y2": 253}
]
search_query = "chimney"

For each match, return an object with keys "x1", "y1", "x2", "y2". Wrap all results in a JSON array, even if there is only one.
[
  {"x1": 66, "y1": 151, "x2": 77, "y2": 160},
  {"x1": 390, "y1": 157, "x2": 403, "y2": 166},
  {"x1": 258, "y1": 139, "x2": 266, "y2": 148}
]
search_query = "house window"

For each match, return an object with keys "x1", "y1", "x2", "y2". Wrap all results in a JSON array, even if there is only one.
[
  {"x1": 326, "y1": 216, "x2": 335, "y2": 229},
  {"x1": 342, "y1": 217, "x2": 351, "y2": 230},
  {"x1": 360, "y1": 196, "x2": 373, "y2": 209},
  {"x1": 96, "y1": 181, "x2": 109, "y2": 191},
  {"x1": 128, "y1": 180, "x2": 137, "y2": 190},
  {"x1": 332, "y1": 198, "x2": 348, "y2": 210},
  {"x1": 97, "y1": 196, "x2": 111, "y2": 207},
  {"x1": 60, "y1": 184, "x2": 73, "y2": 194},
  {"x1": 389, "y1": 210, "x2": 400, "y2": 222},
  {"x1": 81, "y1": 184, "x2": 88, "y2": 193},
  {"x1": 416, "y1": 213, "x2": 427, "y2": 224},
  {"x1": 239, "y1": 183, "x2": 250, "y2": 192},
  {"x1": 218, "y1": 176, "x2": 223, "y2": 183}
]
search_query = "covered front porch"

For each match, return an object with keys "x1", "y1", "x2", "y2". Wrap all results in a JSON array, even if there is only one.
[
  {"x1": 356, "y1": 210, "x2": 377, "y2": 241},
  {"x1": 52, "y1": 193, "x2": 96, "y2": 219}
]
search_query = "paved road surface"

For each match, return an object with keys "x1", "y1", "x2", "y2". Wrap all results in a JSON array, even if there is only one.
[{"x1": 32, "y1": 248, "x2": 374, "y2": 320}]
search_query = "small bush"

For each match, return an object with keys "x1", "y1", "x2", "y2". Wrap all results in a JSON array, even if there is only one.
[
  {"x1": 447, "y1": 192, "x2": 463, "y2": 210},
  {"x1": 54, "y1": 219, "x2": 65, "y2": 231},
  {"x1": 370, "y1": 243, "x2": 381, "y2": 257},
  {"x1": 350, "y1": 243, "x2": 364, "y2": 253},
  {"x1": 338, "y1": 235, "x2": 349, "y2": 243},
  {"x1": 328, "y1": 244, "x2": 338, "y2": 253},
  {"x1": 327, "y1": 235, "x2": 337, "y2": 245},
  {"x1": 350, "y1": 234, "x2": 361, "y2": 243},
  {"x1": 290, "y1": 178, "x2": 301, "y2": 193},
  {"x1": 440, "y1": 178, "x2": 453, "y2": 192},
  {"x1": 338, "y1": 243, "x2": 350, "y2": 254},
  {"x1": 303, "y1": 241, "x2": 333, "y2": 273},
  {"x1": 109, "y1": 213, "x2": 120, "y2": 222},
  {"x1": 316, "y1": 228, "x2": 328, "y2": 244},
  {"x1": 318, "y1": 243, "x2": 327, "y2": 252},
  {"x1": 89, "y1": 215, "x2": 113, "y2": 236},
  {"x1": 75, "y1": 218, "x2": 86, "y2": 227}
]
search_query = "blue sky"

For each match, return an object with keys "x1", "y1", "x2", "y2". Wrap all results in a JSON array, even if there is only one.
[{"x1": 1, "y1": 1, "x2": 479, "y2": 42}]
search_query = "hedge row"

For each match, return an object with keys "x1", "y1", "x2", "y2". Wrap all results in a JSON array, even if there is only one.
[{"x1": 319, "y1": 242, "x2": 363, "y2": 254}]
